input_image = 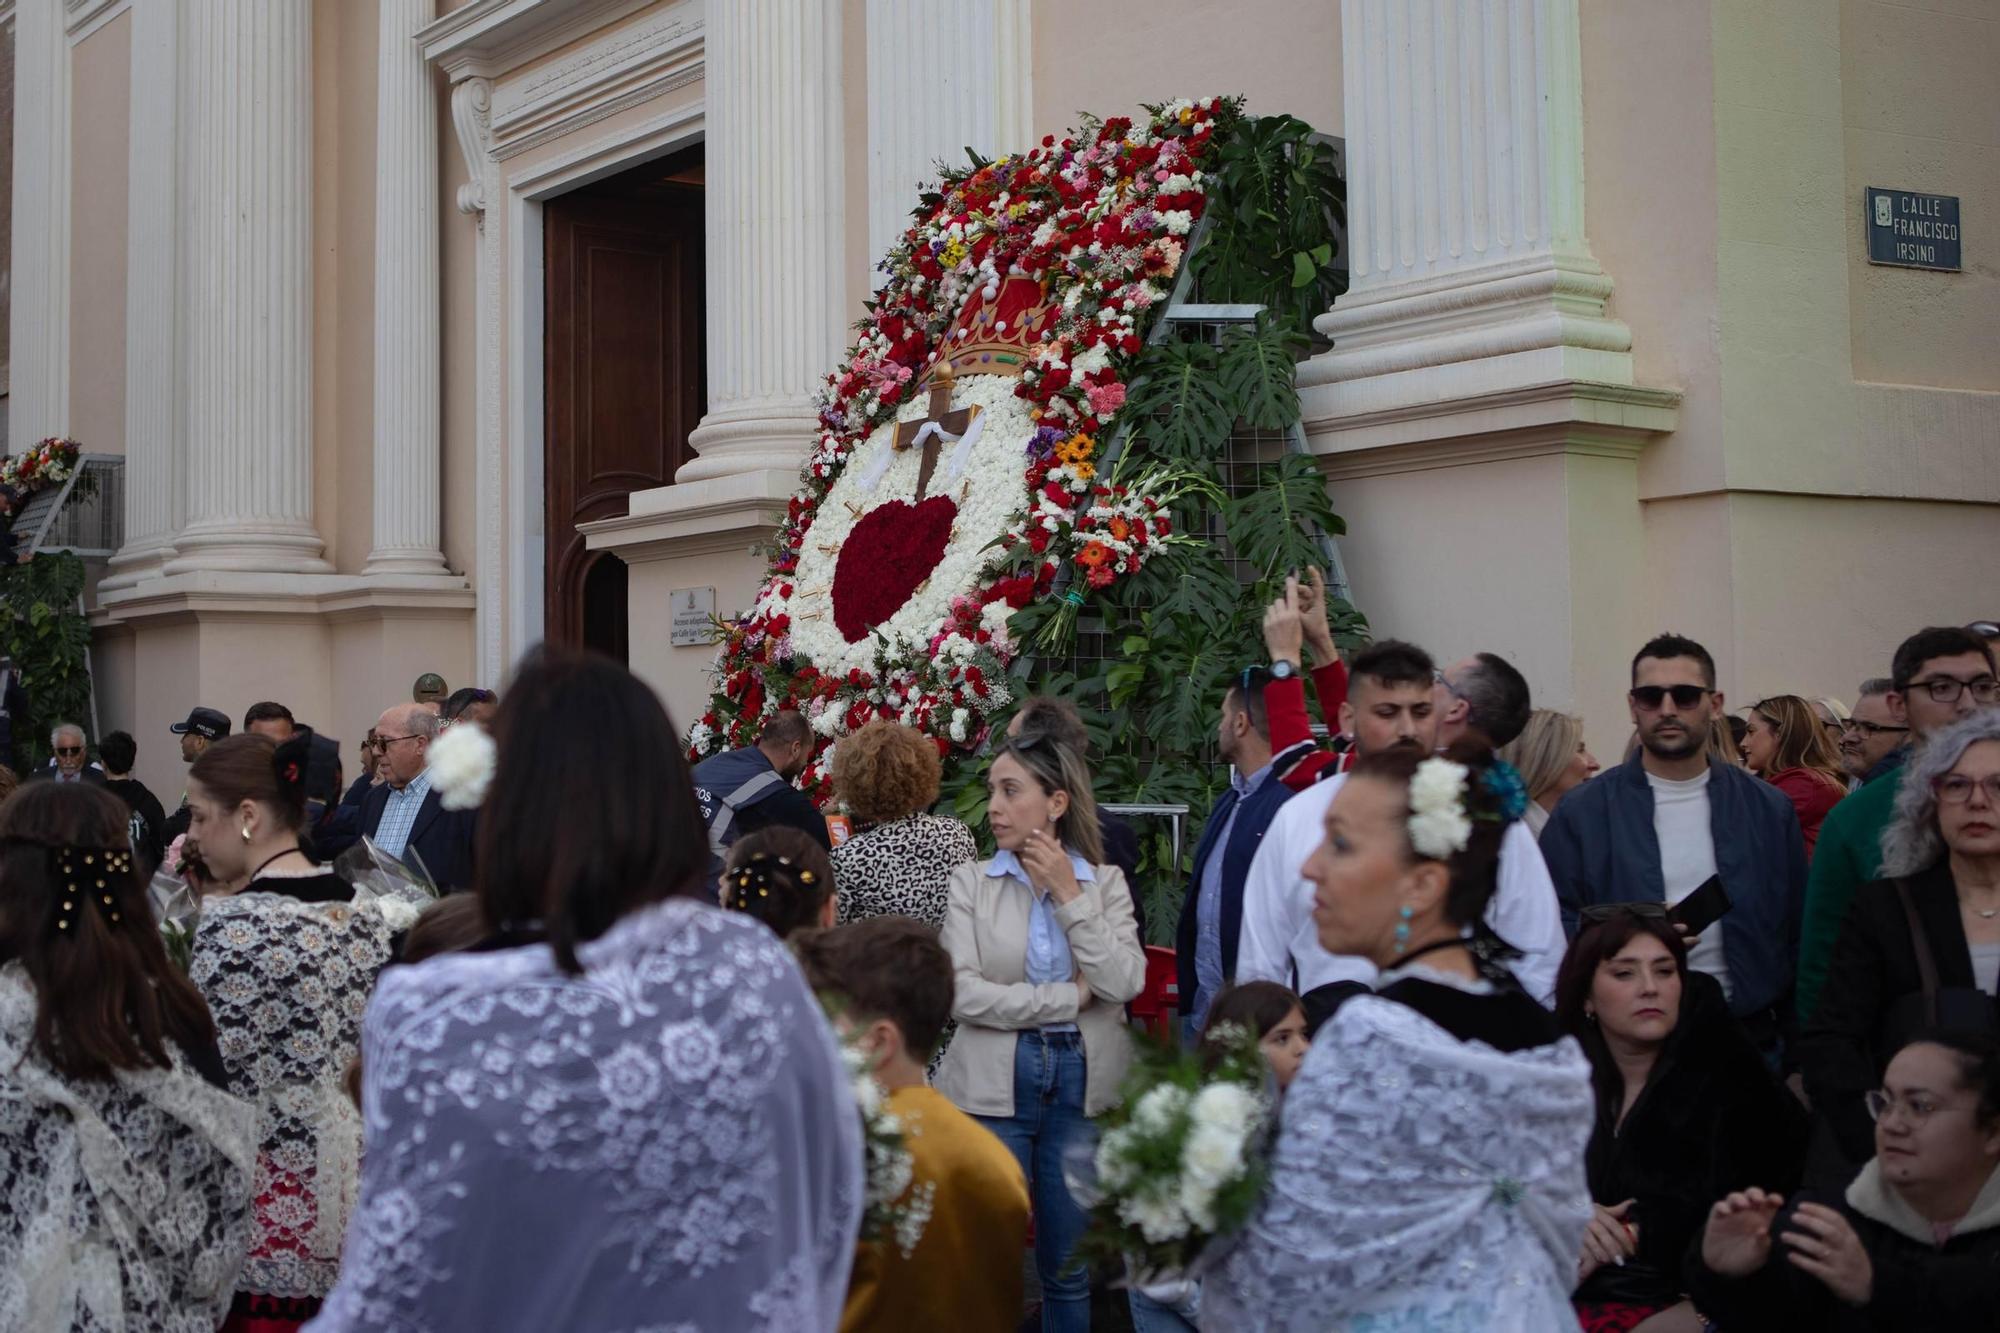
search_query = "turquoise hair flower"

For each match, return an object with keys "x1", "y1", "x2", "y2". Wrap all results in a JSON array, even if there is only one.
[{"x1": 1481, "y1": 759, "x2": 1531, "y2": 823}]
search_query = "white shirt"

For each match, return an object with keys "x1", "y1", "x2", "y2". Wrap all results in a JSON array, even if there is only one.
[
  {"x1": 1234, "y1": 773, "x2": 1567, "y2": 1005},
  {"x1": 1647, "y1": 768, "x2": 1731, "y2": 1001}
]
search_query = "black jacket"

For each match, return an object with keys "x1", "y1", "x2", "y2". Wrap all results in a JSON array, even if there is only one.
[
  {"x1": 1574, "y1": 972, "x2": 1807, "y2": 1308},
  {"x1": 103, "y1": 776, "x2": 169, "y2": 871},
  {"x1": 358, "y1": 781, "x2": 478, "y2": 894},
  {"x1": 1800, "y1": 861, "x2": 2000, "y2": 1167},
  {"x1": 1686, "y1": 1156, "x2": 2000, "y2": 1331}
]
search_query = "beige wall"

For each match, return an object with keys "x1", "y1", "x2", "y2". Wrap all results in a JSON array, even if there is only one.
[
  {"x1": 1842, "y1": 0, "x2": 1997, "y2": 392},
  {"x1": 67, "y1": 13, "x2": 131, "y2": 455},
  {"x1": 312, "y1": 0, "x2": 380, "y2": 575},
  {"x1": 1031, "y1": 0, "x2": 1342, "y2": 140}
]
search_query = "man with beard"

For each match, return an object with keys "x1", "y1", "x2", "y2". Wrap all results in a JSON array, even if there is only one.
[
  {"x1": 1235, "y1": 640, "x2": 1567, "y2": 1017},
  {"x1": 1542, "y1": 634, "x2": 1806, "y2": 1050}
]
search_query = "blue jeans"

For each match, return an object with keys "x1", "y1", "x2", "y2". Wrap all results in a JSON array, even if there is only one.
[
  {"x1": 976, "y1": 1031, "x2": 1095, "y2": 1333},
  {"x1": 1128, "y1": 1288, "x2": 1199, "y2": 1331}
]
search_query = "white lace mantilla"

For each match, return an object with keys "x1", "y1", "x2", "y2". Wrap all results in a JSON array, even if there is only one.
[
  {"x1": 1203, "y1": 992, "x2": 1594, "y2": 1332},
  {"x1": 304, "y1": 896, "x2": 864, "y2": 1333},
  {"x1": 0, "y1": 963, "x2": 257, "y2": 1331},
  {"x1": 190, "y1": 889, "x2": 396, "y2": 1300}
]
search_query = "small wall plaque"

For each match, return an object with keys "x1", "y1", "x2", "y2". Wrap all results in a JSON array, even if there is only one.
[
  {"x1": 670, "y1": 587, "x2": 718, "y2": 647},
  {"x1": 1865, "y1": 188, "x2": 1962, "y2": 271}
]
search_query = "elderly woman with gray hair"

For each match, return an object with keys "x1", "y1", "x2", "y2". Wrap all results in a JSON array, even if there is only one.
[{"x1": 1801, "y1": 710, "x2": 2000, "y2": 1176}]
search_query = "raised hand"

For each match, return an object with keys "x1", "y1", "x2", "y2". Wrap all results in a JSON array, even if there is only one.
[
  {"x1": 1700, "y1": 1188, "x2": 1783, "y2": 1278},
  {"x1": 1263, "y1": 575, "x2": 1304, "y2": 666},
  {"x1": 1020, "y1": 827, "x2": 1082, "y2": 905},
  {"x1": 1299, "y1": 567, "x2": 1339, "y2": 666}
]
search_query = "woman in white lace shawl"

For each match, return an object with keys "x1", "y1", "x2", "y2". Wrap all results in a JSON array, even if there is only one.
[
  {"x1": 307, "y1": 650, "x2": 863, "y2": 1333},
  {"x1": 0, "y1": 782, "x2": 256, "y2": 1330},
  {"x1": 1205, "y1": 741, "x2": 1594, "y2": 1332},
  {"x1": 183, "y1": 734, "x2": 402, "y2": 1330}
]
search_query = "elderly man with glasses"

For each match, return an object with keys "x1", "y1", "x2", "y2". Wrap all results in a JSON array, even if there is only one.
[
  {"x1": 29, "y1": 722, "x2": 105, "y2": 785},
  {"x1": 1541, "y1": 633, "x2": 1808, "y2": 1063},
  {"x1": 355, "y1": 702, "x2": 478, "y2": 893},
  {"x1": 1798, "y1": 626, "x2": 2000, "y2": 1022}
]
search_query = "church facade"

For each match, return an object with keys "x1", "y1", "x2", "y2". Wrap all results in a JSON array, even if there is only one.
[{"x1": 3, "y1": 0, "x2": 1993, "y2": 797}]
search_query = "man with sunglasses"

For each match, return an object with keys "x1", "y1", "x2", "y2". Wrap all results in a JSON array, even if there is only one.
[
  {"x1": 29, "y1": 722, "x2": 104, "y2": 786},
  {"x1": 1839, "y1": 679, "x2": 1909, "y2": 787},
  {"x1": 356, "y1": 702, "x2": 479, "y2": 892},
  {"x1": 1542, "y1": 634, "x2": 1807, "y2": 1057},
  {"x1": 1799, "y1": 626, "x2": 2000, "y2": 1021}
]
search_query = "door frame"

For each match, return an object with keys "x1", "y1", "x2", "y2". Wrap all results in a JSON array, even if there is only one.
[{"x1": 501, "y1": 106, "x2": 704, "y2": 673}]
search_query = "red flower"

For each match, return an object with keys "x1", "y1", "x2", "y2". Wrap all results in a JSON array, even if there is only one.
[{"x1": 1086, "y1": 565, "x2": 1116, "y2": 589}]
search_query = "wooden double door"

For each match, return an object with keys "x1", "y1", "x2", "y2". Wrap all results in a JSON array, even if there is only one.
[{"x1": 543, "y1": 157, "x2": 704, "y2": 661}]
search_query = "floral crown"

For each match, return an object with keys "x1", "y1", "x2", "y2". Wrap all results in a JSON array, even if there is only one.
[
  {"x1": 1406, "y1": 756, "x2": 1530, "y2": 860},
  {"x1": 725, "y1": 852, "x2": 821, "y2": 914}
]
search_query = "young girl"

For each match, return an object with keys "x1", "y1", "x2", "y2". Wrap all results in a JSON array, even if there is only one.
[
  {"x1": 721, "y1": 826, "x2": 837, "y2": 937},
  {"x1": 1131, "y1": 981, "x2": 1308, "y2": 1332}
]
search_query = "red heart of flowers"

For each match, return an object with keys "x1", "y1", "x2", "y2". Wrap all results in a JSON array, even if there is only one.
[{"x1": 830, "y1": 496, "x2": 959, "y2": 643}]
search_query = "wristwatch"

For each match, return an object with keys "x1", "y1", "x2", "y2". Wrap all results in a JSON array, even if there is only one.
[{"x1": 1268, "y1": 659, "x2": 1299, "y2": 681}]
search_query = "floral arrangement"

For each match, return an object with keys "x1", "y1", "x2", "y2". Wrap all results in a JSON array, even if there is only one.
[
  {"x1": 427, "y1": 722, "x2": 497, "y2": 812},
  {"x1": 1076, "y1": 1026, "x2": 1274, "y2": 1280},
  {"x1": 688, "y1": 98, "x2": 1239, "y2": 789},
  {"x1": 1406, "y1": 756, "x2": 1532, "y2": 859},
  {"x1": 0, "y1": 437, "x2": 82, "y2": 495},
  {"x1": 841, "y1": 1038, "x2": 930, "y2": 1257}
]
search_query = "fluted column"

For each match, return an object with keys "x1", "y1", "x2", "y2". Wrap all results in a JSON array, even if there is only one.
[
  {"x1": 167, "y1": 0, "x2": 330, "y2": 574},
  {"x1": 678, "y1": 0, "x2": 848, "y2": 482},
  {"x1": 863, "y1": 0, "x2": 1031, "y2": 275},
  {"x1": 1304, "y1": 0, "x2": 1632, "y2": 397},
  {"x1": 6, "y1": 0, "x2": 69, "y2": 447},
  {"x1": 103, "y1": 0, "x2": 181, "y2": 589},
  {"x1": 366, "y1": 0, "x2": 448, "y2": 575}
]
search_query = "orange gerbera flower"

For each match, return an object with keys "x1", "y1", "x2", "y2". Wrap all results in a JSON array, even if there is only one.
[
  {"x1": 1075, "y1": 541, "x2": 1113, "y2": 569},
  {"x1": 1107, "y1": 515, "x2": 1133, "y2": 541}
]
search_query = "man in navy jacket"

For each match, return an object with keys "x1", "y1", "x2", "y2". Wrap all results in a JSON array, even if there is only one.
[
  {"x1": 1175, "y1": 667, "x2": 1312, "y2": 1038},
  {"x1": 358, "y1": 703, "x2": 477, "y2": 893},
  {"x1": 1541, "y1": 634, "x2": 1806, "y2": 1046}
]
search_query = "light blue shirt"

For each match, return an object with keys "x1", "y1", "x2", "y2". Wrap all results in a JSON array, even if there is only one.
[
  {"x1": 1192, "y1": 759, "x2": 1277, "y2": 1031},
  {"x1": 987, "y1": 847, "x2": 1098, "y2": 1033},
  {"x1": 375, "y1": 770, "x2": 432, "y2": 861}
]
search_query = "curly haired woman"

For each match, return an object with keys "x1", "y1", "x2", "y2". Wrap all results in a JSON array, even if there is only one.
[{"x1": 830, "y1": 720, "x2": 978, "y2": 931}]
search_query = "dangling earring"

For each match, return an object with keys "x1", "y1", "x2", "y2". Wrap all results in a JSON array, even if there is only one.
[
  {"x1": 1393, "y1": 904, "x2": 1413, "y2": 956},
  {"x1": 241, "y1": 824, "x2": 252, "y2": 844}
]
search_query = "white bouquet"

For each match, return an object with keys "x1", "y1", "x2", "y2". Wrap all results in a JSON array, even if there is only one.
[
  {"x1": 841, "y1": 1039, "x2": 931, "y2": 1257},
  {"x1": 1073, "y1": 1026, "x2": 1274, "y2": 1281}
]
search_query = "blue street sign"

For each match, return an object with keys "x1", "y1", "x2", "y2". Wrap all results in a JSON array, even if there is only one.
[{"x1": 1865, "y1": 188, "x2": 1962, "y2": 271}]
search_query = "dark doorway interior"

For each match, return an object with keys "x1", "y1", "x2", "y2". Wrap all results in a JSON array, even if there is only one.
[{"x1": 543, "y1": 145, "x2": 704, "y2": 650}]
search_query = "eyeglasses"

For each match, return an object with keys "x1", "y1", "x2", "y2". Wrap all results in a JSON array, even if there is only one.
[
  {"x1": 1578, "y1": 902, "x2": 1671, "y2": 927},
  {"x1": 1865, "y1": 1088, "x2": 1972, "y2": 1124},
  {"x1": 54, "y1": 746, "x2": 83, "y2": 757},
  {"x1": 1901, "y1": 675, "x2": 2000, "y2": 705},
  {"x1": 369, "y1": 733, "x2": 422, "y2": 752},
  {"x1": 1935, "y1": 774, "x2": 2000, "y2": 806},
  {"x1": 1629, "y1": 685, "x2": 1710, "y2": 711},
  {"x1": 1841, "y1": 719, "x2": 1909, "y2": 738}
]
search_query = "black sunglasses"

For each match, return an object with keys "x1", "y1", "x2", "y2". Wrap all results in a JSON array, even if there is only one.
[
  {"x1": 54, "y1": 746, "x2": 83, "y2": 757},
  {"x1": 1237, "y1": 665, "x2": 1273, "y2": 694},
  {"x1": 1630, "y1": 684, "x2": 1709, "y2": 711}
]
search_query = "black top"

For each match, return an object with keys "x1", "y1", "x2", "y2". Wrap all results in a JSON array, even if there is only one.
[
  {"x1": 1800, "y1": 859, "x2": 2000, "y2": 1167},
  {"x1": 245, "y1": 870, "x2": 354, "y2": 906},
  {"x1": 1575, "y1": 971, "x2": 1807, "y2": 1309},
  {"x1": 734, "y1": 783, "x2": 834, "y2": 851},
  {"x1": 1374, "y1": 974, "x2": 1565, "y2": 1053},
  {"x1": 1099, "y1": 810, "x2": 1146, "y2": 939},
  {"x1": 103, "y1": 776, "x2": 169, "y2": 871}
]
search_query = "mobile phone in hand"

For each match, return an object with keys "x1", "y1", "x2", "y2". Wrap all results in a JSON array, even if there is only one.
[{"x1": 1669, "y1": 875, "x2": 1732, "y2": 937}]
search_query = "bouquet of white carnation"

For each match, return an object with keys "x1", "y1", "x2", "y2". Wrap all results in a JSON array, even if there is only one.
[
  {"x1": 840, "y1": 1040, "x2": 930, "y2": 1257},
  {"x1": 1072, "y1": 1027, "x2": 1274, "y2": 1281}
]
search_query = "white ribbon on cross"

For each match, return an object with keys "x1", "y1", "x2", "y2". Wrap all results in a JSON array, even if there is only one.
[{"x1": 858, "y1": 408, "x2": 987, "y2": 495}]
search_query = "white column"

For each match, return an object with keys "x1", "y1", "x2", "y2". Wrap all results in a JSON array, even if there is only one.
[
  {"x1": 1304, "y1": 0, "x2": 1633, "y2": 404},
  {"x1": 366, "y1": 0, "x2": 448, "y2": 575},
  {"x1": 6, "y1": 0, "x2": 70, "y2": 447},
  {"x1": 167, "y1": 0, "x2": 330, "y2": 574},
  {"x1": 447, "y1": 75, "x2": 505, "y2": 682},
  {"x1": 103, "y1": 0, "x2": 181, "y2": 589},
  {"x1": 678, "y1": 0, "x2": 848, "y2": 482},
  {"x1": 863, "y1": 0, "x2": 1031, "y2": 273}
]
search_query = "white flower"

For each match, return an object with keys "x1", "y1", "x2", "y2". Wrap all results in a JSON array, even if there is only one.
[
  {"x1": 686, "y1": 720, "x2": 714, "y2": 754},
  {"x1": 427, "y1": 722, "x2": 496, "y2": 812},
  {"x1": 1162, "y1": 210, "x2": 1194, "y2": 236},
  {"x1": 369, "y1": 898, "x2": 421, "y2": 933},
  {"x1": 1120, "y1": 1192, "x2": 1190, "y2": 1243},
  {"x1": 1095, "y1": 1125, "x2": 1140, "y2": 1191},
  {"x1": 1133, "y1": 1083, "x2": 1191, "y2": 1135},
  {"x1": 1177, "y1": 1175, "x2": 1220, "y2": 1233},
  {"x1": 1407, "y1": 757, "x2": 1473, "y2": 858},
  {"x1": 1190, "y1": 1080, "x2": 1261, "y2": 1133},
  {"x1": 1181, "y1": 1121, "x2": 1247, "y2": 1190}
]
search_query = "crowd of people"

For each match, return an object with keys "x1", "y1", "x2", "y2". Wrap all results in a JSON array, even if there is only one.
[{"x1": 1, "y1": 592, "x2": 1998, "y2": 1332}]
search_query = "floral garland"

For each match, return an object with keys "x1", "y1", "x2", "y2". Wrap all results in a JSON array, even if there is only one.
[
  {"x1": 690, "y1": 98, "x2": 1235, "y2": 787},
  {"x1": 0, "y1": 437, "x2": 82, "y2": 495}
]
